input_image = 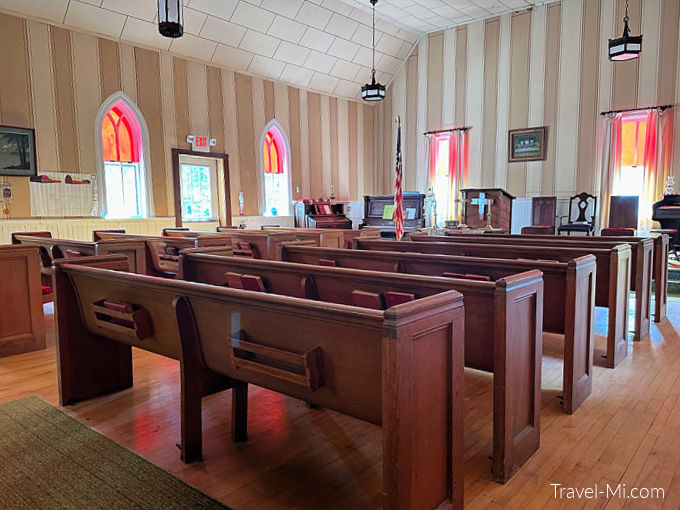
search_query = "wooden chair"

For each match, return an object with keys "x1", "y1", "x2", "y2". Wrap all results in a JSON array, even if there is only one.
[
  {"x1": 521, "y1": 196, "x2": 557, "y2": 234},
  {"x1": 601, "y1": 195, "x2": 639, "y2": 236},
  {"x1": 557, "y1": 193, "x2": 597, "y2": 236}
]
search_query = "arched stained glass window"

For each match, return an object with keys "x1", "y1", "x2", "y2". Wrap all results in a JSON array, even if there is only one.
[
  {"x1": 263, "y1": 131, "x2": 283, "y2": 175},
  {"x1": 102, "y1": 106, "x2": 137, "y2": 163},
  {"x1": 261, "y1": 123, "x2": 291, "y2": 216},
  {"x1": 99, "y1": 99, "x2": 148, "y2": 218}
]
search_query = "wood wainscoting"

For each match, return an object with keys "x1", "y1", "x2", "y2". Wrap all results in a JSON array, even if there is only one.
[{"x1": 0, "y1": 216, "x2": 295, "y2": 244}]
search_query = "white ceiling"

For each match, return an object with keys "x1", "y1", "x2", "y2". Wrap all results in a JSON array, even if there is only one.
[
  {"x1": 0, "y1": 0, "x2": 539, "y2": 100},
  {"x1": 345, "y1": 0, "x2": 540, "y2": 33}
]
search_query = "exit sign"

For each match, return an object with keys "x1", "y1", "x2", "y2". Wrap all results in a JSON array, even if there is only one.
[
  {"x1": 192, "y1": 136, "x2": 209, "y2": 152},
  {"x1": 187, "y1": 135, "x2": 217, "y2": 153}
]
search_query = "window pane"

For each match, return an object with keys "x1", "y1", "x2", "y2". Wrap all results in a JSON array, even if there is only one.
[
  {"x1": 614, "y1": 166, "x2": 644, "y2": 197},
  {"x1": 105, "y1": 162, "x2": 143, "y2": 218},
  {"x1": 180, "y1": 164, "x2": 214, "y2": 220}
]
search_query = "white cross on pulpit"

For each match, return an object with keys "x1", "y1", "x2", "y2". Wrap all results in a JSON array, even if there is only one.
[{"x1": 470, "y1": 192, "x2": 494, "y2": 217}]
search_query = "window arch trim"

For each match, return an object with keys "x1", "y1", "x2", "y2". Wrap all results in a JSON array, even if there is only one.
[{"x1": 94, "y1": 91, "x2": 154, "y2": 218}]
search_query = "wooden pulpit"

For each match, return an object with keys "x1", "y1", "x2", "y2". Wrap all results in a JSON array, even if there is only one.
[{"x1": 461, "y1": 188, "x2": 515, "y2": 230}]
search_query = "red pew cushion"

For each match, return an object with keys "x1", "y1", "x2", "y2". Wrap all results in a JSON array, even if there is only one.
[
  {"x1": 601, "y1": 227, "x2": 635, "y2": 236},
  {"x1": 442, "y1": 272, "x2": 491, "y2": 281}
]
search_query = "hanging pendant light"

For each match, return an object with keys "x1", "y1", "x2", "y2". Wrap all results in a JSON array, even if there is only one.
[
  {"x1": 158, "y1": 0, "x2": 183, "y2": 38},
  {"x1": 361, "y1": 0, "x2": 386, "y2": 102},
  {"x1": 608, "y1": 0, "x2": 642, "y2": 61}
]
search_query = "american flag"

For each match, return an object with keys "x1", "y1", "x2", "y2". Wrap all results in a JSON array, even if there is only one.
[{"x1": 393, "y1": 118, "x2": 404, "y2": 241}]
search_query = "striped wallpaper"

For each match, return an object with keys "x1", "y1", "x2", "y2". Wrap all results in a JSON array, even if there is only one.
[
  {"x1": 378, "y1": 0, "x2": 680, "y2": 199},
  {"x1": 0, "y1": 11, "x2": 379, "y2": 220}
]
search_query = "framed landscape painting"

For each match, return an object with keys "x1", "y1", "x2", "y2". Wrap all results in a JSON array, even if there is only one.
[
  {"x1": 508, "y1": 127, "x2": 547, "y2": 162},
  {"x1": 0, "y1": 126, "x2": 37, "y2": 177}
]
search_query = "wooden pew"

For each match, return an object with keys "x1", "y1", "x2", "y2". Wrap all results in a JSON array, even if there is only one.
[
  {"x1": 179, "y1": 249, "x2": 544, "y2": 482},
  {"x1": 356, "y1": 237, "x2": 630, "y2": 369},
  {"x1": 412, "y1": 232, "x2": 654, "y2": 342},
  {"x1": 0, "y1": 245, "x2": 46, "y2": 357},
  {"x1": 55, "y1": 257, "x2": 466, "y2": 510},
  {"x1": 281, "y1": 243, "x2": 594, "y2": 413},
  {"x1": 437, "y1": 231, "x2": 668, "y2": 326},
  {"x1": 12, "y1": 233, "x2": 149, "y2": 278},
  {"x1": 260, "y1": 227, "x2": 345, "y2": 248},
  {"x1": 92, "y1": 231, "x2": 231, "y2": 277},
  {"x1": 53, "y1": 254, "x2": 244, "y2": 460}
]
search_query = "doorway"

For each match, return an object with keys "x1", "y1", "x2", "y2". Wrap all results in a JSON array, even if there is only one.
[{"x1": 171, "y1": 149, "x2": 231, "y2": 228}]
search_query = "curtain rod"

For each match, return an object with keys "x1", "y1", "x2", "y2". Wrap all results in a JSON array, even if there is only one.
[
  {"x1": 423, "y1": 126, "x2": 470, "y2": 135},
  {"x1": 599, "y1": 104, "x2": 674, "y2": 116}
]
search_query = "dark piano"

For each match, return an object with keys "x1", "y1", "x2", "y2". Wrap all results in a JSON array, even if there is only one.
[
  {"x1": 652, "y1": 194, "x2": 680, "y2": 247},
  {"x1": 359, "y1": 193, "x2": 425, "y2": 238}
]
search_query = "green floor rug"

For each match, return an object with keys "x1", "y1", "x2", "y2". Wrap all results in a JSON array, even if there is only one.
[{"x1": 0, "y1": 396, "x2": 232, "y2": 510}]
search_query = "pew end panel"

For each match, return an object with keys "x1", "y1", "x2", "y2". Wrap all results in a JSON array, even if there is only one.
[
  {"x1": 382, "y1": 292, "x2": 465, "y2": 510},
  {"x1": 96, "y1": 239, "x2": 148, "y2": 275},
  {"x1": 632, "y1": 239, "x2": 653, "y2": 340},
  {"x1": 562, "y1": 256, "x2": 596, "y2": 413},
  {"x1": 605, "y1": 245, "x2": 632, "y2": 368},
  {"x1": 0, "y1": 245, "x2": 46, "y2": 357},
  {"x1": 653, "y1": 235, "x2": 669, "y2": 322},
  {"x1": 492, "y1": 270, "x2": 543, "y2": 483},
  {"x1": 54, "y1": 255, "x2": 134, "y2": 405}
]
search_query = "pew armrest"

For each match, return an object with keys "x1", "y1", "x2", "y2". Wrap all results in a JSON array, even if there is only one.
[{"x1": 229, "y1": 331, "x2": 325, "y2": 391}]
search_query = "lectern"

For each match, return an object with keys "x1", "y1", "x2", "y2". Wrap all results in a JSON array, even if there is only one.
[{"x1": 460, "y1": 188, "x2": 515, "y2": 230}]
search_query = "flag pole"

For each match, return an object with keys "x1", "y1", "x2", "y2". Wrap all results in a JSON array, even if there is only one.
[{"x1": 393, "y1": 116, "x2": 405, "y2": 241}]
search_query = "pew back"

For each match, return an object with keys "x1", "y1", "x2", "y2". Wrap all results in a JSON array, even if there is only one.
[{"x1": 260, "y1": 227, "x2": 345, "y2": 248}]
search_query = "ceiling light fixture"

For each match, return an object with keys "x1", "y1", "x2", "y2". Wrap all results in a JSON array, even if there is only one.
[
  {"x1": 158, "y1": 0, "x2": 183, "y2": 38},
  {"x1": 608, "y1": 0, "x2": 642, "y2": 61},
  {"x1": 361, "y1": 0, "x2": 386, "y2": 102}
]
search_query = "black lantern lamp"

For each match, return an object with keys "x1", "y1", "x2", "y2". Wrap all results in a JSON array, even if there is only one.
[
  {"x1": 158, "y1": 0, "x2": 183, "y2": 38},
  {"x1": 608, "y1": 0, "x2": 642, "y2": 61},
  {"x1": 361, "y1": 0, "x2": 386, "y2": 102}
]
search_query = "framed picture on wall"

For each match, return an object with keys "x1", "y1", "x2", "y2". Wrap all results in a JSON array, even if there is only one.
[
  {"x1": 0, "y1": 126, "x2": 37, "y2": 177},
  {"x1": 508, "y1": 127, "x2": 547, "y2": 162}
]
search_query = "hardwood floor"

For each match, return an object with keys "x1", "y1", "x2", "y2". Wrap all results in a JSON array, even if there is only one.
[{"x1": 1, "y1": 301, "x2": 679, "y2": 509}]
